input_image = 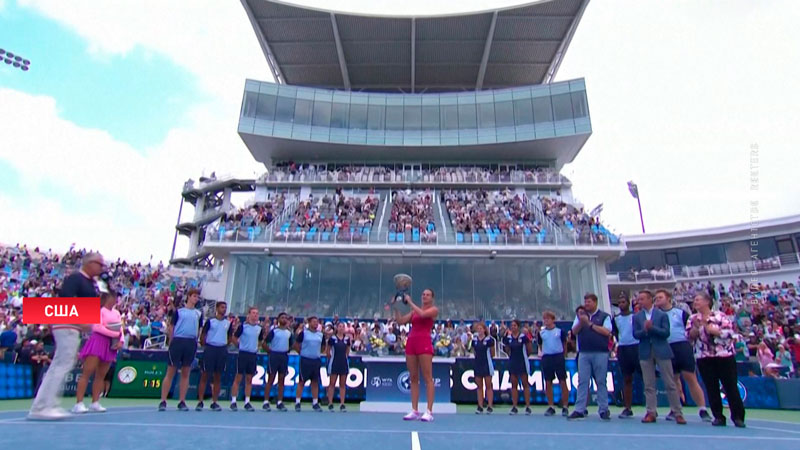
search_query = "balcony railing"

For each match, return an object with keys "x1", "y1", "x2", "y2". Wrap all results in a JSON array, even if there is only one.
[
  {"x1": 257, "y1": 169, "x2": 569, "y2": 186},
  {"x1": 608, "y1": 254, "x2": 799, "y2": 284},
  {"x1": 203, "y1": 225, "x2": 624, "y2": 248}
]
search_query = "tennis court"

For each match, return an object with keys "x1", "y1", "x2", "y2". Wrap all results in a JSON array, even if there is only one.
[{"x1": 1, "y1": 404, "x2": 799, "y2": 450}]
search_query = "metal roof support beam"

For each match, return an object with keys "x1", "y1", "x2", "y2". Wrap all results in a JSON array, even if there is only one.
[
  {"x1": 240, "y1": 0, "x2": 284, "y2": 84},
  {"x1": 330, "y1": 13, "x2": 351, "y2": 91},
  {"x1": 476, "y1": 11, "x2": 498, "y2": 91},
  {"x1": 411, "y1": 18, "x2": 416, "y2": 93},
  {"x1": 544, "y1": 0, "x2": 590, "y2": 83}
]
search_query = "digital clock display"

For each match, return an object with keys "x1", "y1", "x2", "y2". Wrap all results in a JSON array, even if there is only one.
[{"x1": 110, "y1": 361, "x2": 167, "y2": 398}]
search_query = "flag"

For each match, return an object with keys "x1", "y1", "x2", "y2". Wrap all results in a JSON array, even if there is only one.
[{"x1": 627, "y1": 181, "x2": 639, "y2": 199}]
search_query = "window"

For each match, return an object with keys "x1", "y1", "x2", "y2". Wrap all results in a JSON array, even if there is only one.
[
  {"x1": 494, "y1": 101, "x2": 514, "y2": 127},
  {"x1": 532, "y1": 97, "x2": 553, "y2": 123},
  {"x1": 404, "y1": 105, "x2": 421, "y2": 131},
  {"x1": 571, "y1": 91, "x2": 589, "y2": 118},
  {"x1": 551, "y1": 93, "x2": 574, "y2": 121},
  {"x1": 665, "y1": 251, "x2": 679, "y2": 266},
  {"x1": 422, "y1": 105, "x2": 440, "y2": 130},
  {"x1": 440, "y1": 105, "x2": 459, "y2": 130},
  {"x1": 293, "y1": 99, "x2": 312, "y2": 125},
  {"x1": 477, "y1": 103, "x2": 495, "y2": 128},
  {"x1": 275, "y1": 96, "x2": 295, "y2": 122},
  {"x1": 330, "y1": 103, "x2": 349, "y2": 128},
  {"x1": 458, "y1": 104, "x2": 477, "y2": 129},
  {"x1": 513, "y1": 98, "x2": 533, "y2": 126},
  {"x1": 312, "y1": 100, "x2": 331, "y2": 127},
  {"x1": 349, "y1": 104, "x2": 368, "y2": 130},
  {"x1": 776, "y1": 238, "x2": 796, "y2": 255},
  {"x1": 368, "y1": 105, "x2": 385, "y2": 130},
  {"x1": 386, "y1": 105, "x2": 403, "y2": 131},
  {"x1": 242, "y1": 92, "x2": 258, "y2": 118}
]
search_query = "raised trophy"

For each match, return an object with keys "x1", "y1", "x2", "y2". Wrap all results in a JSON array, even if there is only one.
[{"x1": 392, "y1": 273, "x2": 412, "y2": 305}]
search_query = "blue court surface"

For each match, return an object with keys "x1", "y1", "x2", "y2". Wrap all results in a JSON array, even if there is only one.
[{"x1": 1, "y1": 407, "x2": 799, "y2": 450}]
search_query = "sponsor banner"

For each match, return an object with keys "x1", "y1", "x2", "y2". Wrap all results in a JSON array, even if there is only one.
[
  {"x1": 0, "y1": 362, "x2": 33, "y2": 399},
  {"x1": 363, "y1": 358, "x2": 451, "y2": 404},
  {"x1": 451, "y1": 357, "x2": 620, "y2": 405},
  {"x1": 117, "y1": 350, "x2": 366, "y2": 401},
  {"x1": 22, "y1": 297, "x2": 100, "y2": 324},
  {"x1": 62, "y1": 367, "x2": 93, "y2": 397}
]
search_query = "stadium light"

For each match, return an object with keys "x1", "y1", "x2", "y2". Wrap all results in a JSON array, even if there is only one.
[
  {"x1": 627, "y1": 181, "x2": 645, "y2": 234},
  {"x1": 0, "y1": 48, "x2": 32, "y2": 72}
]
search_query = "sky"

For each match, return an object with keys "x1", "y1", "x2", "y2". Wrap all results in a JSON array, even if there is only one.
[{"x1": 0, "y1": 0, "x2": 798, "y2": 263}]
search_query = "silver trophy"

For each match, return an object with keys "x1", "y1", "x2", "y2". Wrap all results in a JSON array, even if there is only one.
[{"x1": 393, "y1": 273, "x2": 412, "y2": 305}]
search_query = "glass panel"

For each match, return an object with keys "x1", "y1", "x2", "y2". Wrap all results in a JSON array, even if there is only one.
[
  {"x1": 403, "y1": 105, "x2": 421, "y2": 131},
  {"x1": 242, "y1": 92, "x2": 258, "y2": 118},
  {"x1": 458, "y1": 103, "x2": 477, "y2": 129},
  {"x1": 330, "y1": 102, "x2": 350, "y2": 128},
  {"x1": 442, "y1": 261, "x2": 474, "y2": 320},
  {"x1": 532, "y1": 96, "x2": 553, "y2": 123},
  {"x1": 312, "y1": 99, "x2": 332, "y2": 127},
  {"x1": 275, "y1": 96, "x2": 295, "y2": 122},
  {"x1": 494, "y1": 101, "x2": 515, "y2": 127},
  {"x1": 293, "y1": 99, "x2": 312, "y2": 125},
  {"x1": 386, "y1": 105, "x2": 403, "y2": 131},
  {"x1": 570, "y1": 91, "x2": 588, "y2": 118},
  {"x1": 348, "y1": 259, "x2": 381, "y2": 319},
  {"x1": 368, "y1": 105, "x2": 385, "y2": 130},
  {"x1": 513, "y1": 98, "x2": 533, "y2": 125},
  {"x1": 422, "y1": 105, "x2": 440, "y2": 131},
  {"x1": 551, "y1": 93, "x2": 574, "y2": 121},
  {"x1": 477, "y1": 103, "x2": 495, "y2": 129},
  {"x1": 440, "y1": 105, "x2": 459, "y2": 130},
  {"x1": 317, "y1": 258, "x2": 352, "y2": 317},
  {"x1": 349, "y1": 104, "x2": 368, "y2": 130}
]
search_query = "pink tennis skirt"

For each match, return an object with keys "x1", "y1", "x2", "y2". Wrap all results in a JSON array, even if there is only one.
[{"x1": 79, "y1": 332, "x2": 118, "y2": 363}]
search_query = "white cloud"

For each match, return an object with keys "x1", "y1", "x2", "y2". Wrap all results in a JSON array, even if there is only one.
[{"x1": 0, "y1": 88, "x2": 261, "y2": 262}]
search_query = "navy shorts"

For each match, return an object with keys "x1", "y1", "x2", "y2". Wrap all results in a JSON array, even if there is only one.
[
  {"x1": 237, "y1": 351, "x2": 258, "y2": 375},
  {"x1": 299, "y1": 357, "x2": 321, "y2": 382},
  {"x1": 268, "y1": 352, "x2": 289, "y2": 375},
  {"x1": 202, "y1": 345, "x2": 228, "y2": 374},
  {"x1": 328, "y1": 355, "x2": 349, "y2": 376},
  {"x1": 541, "y1": 353, "x2": 567, "y2": 381},
  {"x1": 670, "y1": 341, "x2": 696, "y2": 374},
  {"x1": 617, "y1": 344, "x2": 641, "y2": 376},
  {"x1": 168, "y1": 337, "x2": 197, "y2": 368}
]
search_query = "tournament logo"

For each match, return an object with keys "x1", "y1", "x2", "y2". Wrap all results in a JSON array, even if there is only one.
[
  {"x1": 397, "y1": 371, "x2": 411, "y2": 394},
  {"x1": 371, "y1": 376, "x2": 382, "y2": 388},
  {"x1": 721, "y1": 381, "x2": 747, "y2": 406}
]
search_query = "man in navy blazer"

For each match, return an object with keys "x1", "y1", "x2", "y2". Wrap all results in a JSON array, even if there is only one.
[{"x1": 633, "y1": 290, "x2": 685, "y2": 424}]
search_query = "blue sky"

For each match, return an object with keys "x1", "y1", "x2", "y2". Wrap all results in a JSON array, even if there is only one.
[{"x1": 0, "y1": 1, "x2": 201, "y2": 149}]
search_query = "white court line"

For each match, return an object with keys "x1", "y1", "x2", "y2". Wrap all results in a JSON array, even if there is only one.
[
  {"x1": 749, "y1": 425, "x2": 800, "y2": 435},
  {"x1": 411, "y1": 431, "x2": 421, "y2": 450},
  {"x1": 4, "y1": 420, "x2": 800, "y2": 442},
  {"x1": 0, "y1": 408, "x2": 154, "y2": 423},
  {"x1": 748, "y1": 419, "x2": 800, "y2": 426}
]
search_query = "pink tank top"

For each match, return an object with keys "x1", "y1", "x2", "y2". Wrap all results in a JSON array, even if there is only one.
[{"x1": 409, "y1": 312, "x2": 434, "y2": 338}]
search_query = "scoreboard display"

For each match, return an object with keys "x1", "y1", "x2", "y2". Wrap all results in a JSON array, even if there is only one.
[{"x1": 110, "y1": 361, "x2": 167, "y2": 398}]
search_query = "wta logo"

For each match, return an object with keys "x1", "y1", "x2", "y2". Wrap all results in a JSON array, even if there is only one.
[
  {"x1": 397, "y1": 371, "x2": 442, "y2": 394},
  {"x1": 721, "y1": 381, "x2": 747, "y2": 406}
]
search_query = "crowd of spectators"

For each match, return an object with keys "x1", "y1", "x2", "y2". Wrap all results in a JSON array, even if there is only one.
[
  {"x1": 0, "y1": 244, "x2": 211, "y2": 370},
  {"x1": 442, "y1": 189, "x2": 539, "y2": 235},
  {"x1": 279, "y1": 190, "x2": 379, "y2": 234},
  {"x1": 388, "y1": 190, "x2": 437, "y2": 241},
  {"x1": 259, "y1": 162, "x2": 567, "y2": 185},
  {"x1": 211, "y1": 194, "x2": 286, "y2": 241},
  {"x1": 539, "y1": 195, "x2": 612, "y2": 244}
]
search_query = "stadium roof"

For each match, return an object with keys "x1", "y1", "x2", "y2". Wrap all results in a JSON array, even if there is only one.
[{"x1": 241, "y1": 0, "x2": 590, "y2": 93}]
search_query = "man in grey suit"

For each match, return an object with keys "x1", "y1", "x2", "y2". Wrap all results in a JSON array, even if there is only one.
[{"x1": 633, "y1": 290, "x2": 685, "y2": 424}]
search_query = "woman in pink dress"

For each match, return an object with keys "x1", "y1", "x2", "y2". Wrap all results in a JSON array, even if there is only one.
[{"x1": 72, "y1": 292, "x2": 123, "y2": 413}]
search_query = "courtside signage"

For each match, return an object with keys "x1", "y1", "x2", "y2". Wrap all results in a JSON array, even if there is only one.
[{"x1": 22, "y1": 297, "x2": 100, "y2": 324}]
